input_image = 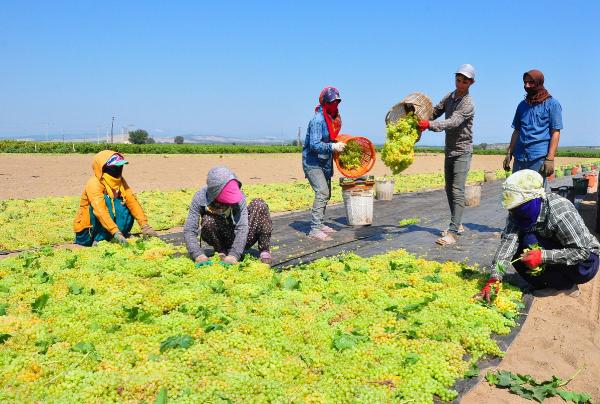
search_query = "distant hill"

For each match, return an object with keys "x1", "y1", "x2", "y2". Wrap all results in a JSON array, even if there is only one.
[
  {"x1": 157, "y1": 134, "x2": 291, "y2": 145},
  {"x1": 0, "y1": 133, "x2": 294, "y2": 145}
]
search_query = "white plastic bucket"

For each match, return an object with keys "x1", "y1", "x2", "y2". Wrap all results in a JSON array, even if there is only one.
[
  {"x1": 375, "y1": 179, "x2": 395, "y2": 201},
  {"x1": 465, "y1": 184, "x2": 482, "y2": 207},
  {"x1": 484, "y1": 170, "x2": 496, "y2": 182},
  {"x1": 342, "y1": 188, "x2": 374, "y2": 225}
]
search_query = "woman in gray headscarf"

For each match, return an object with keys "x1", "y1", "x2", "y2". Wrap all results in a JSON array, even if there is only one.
[{"x1": 183, "y1": 166, "x2": 273, "y2": 266}]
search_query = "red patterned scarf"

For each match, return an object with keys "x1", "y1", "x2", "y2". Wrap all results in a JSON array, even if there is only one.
[
  {"x1": 316, "y1": 86, "x2": 342, "y2": 141},
  {"x1": 323, "y1": 108, "x2": 341, "y2": 141}
]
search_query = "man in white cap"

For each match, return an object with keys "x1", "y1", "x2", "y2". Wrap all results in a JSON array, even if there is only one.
[
  {"x1": 475, "y1": 169, "x2": 599, "y2": 301},
  {"x1": 417, "y1": 64, "x2": 476, "y2": 246}
]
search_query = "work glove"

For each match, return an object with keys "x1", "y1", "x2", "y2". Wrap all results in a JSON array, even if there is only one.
[
  {"x1": 503, "y1": 152, "x2": 512, "y2": 172},
  {"x1": 541, "y1": 158, "x2": 554, "y2": 177},
  {"x1": 195, "y1": 254, "x2": 236, "y2": 268},
  {"x1": 521, "y1": 249, "x2": 543, "y2": 270},
  {"x1": 195, "y1": 260, "x2": 214, "y2": 268},
  {"x1": 417, "y1": 120, "x2": 430, "y2": 132},
  {"x1": 141, "y1": 224, "x2": 158, "y2": 238},
  {"x1": 473, "y1": 278, "x2": 502, "y2": 304},
  {"x1": 332, "y1": 142, "x2": 346, "y2": 153},
  {"x1": 112, "y1": 231, "x2": 128, "y2": 246},
  {"x1": 222, "y1": 255, "x2": 238, "y2": 265}
]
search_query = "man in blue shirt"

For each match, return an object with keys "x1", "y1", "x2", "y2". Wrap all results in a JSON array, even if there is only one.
[{"x1": 503, "y1": 69, "x2": 563, "y2": 178}]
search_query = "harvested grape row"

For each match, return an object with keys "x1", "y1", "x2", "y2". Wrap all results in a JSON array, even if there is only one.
[
  {"x1": 0, "y1": 170, "x2": 506, "y2": 251},
  {"x1": 0, "y1": 238, "x2": 522, "y2": 403}
]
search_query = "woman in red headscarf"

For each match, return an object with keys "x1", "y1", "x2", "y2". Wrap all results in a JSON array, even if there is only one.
[
  {"x1": 301, "y1": 87, "x2": 347, "y2": 241},
  {"x1": 503, "y1": 69, "x2": 563, "y2": 180}
]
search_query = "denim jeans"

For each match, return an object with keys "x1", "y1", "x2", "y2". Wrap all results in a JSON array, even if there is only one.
[
  {"x1": 305, "y1": 168, "x2": 331, "y2": 234},
  {"x1": 444, "y1": 153, "x2": 472, "y2": 234},
  {"x1": 513, "y1": 156, "x2": 545, "y2": 174}
]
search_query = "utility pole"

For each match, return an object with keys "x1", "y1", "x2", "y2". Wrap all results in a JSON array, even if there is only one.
[
  {"x1": 110, "y1": 116, "x2": 115, "y2": 143},
  {"x1": 297, "y1": 126, "x2": 302, "y2": 146}
]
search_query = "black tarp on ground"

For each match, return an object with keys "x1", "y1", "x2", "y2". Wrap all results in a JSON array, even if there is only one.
[
  {"x1": 162, "y1": 180, "x2": 509, "y2": 268},
  {"x1": 162, "y1": 176, "x2": 580, "y2": 270}
]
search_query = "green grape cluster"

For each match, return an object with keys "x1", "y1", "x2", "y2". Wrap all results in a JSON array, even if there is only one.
[
  {"x1": 0, "y1": 239, "x2": 522, "y2": 403},
  {"x1": 382, "y1": 113, "x2": 420, "y2": 174},
  {"x1": 338, "y1": 140, "x2": 363, "y2": 170}
]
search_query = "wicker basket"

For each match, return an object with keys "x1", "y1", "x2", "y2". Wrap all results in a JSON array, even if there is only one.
[
  {"x1": 385, "y1": 92, "x2": 433, "y2": 125},
  {"x1": 334, "y1": 134, "x2": 376, "y2": 178}
]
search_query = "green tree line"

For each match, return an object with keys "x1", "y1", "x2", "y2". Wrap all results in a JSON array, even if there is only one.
[{"x1": 1, "y1": 140, "x2": 600, "y2": 157}]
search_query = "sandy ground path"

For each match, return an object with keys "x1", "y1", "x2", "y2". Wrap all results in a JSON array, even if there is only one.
[
  {"x1": 1, "y1": 153, "x2": 596, "y2": 199},
  {"x1": 462, "y1": 276, "x2": 600, "y2": 403}
]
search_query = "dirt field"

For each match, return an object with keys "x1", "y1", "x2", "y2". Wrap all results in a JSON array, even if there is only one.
[
  {"x1": 0, "y1": 153, "x2": 597, "y2": 199},
  {"x1": 2, "y1": 152, "x2": 600, "y2": 401},
  {"x1": 464, "y1": 274, "x2": 600, "y2": 402}
]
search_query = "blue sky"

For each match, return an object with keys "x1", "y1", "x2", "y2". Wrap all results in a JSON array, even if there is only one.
[{"x1": 1, "y1": 1, "x2": 598, "y2": 145}]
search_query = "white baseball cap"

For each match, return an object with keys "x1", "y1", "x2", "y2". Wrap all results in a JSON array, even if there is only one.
[{"x1": 456, "y1": 64, "x2": 476, "y2": 80}]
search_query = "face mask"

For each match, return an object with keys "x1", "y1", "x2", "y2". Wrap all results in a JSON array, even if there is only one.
[
  {"x1": 323, "y1": 102, "x2": 339, "y2": 116},
  {"x1": 524, "y1": 76, "x2": 537, "y2": 95},
  {"x1": 510, "y1": 198, "x2": 542, "y2": 230},
  {"x1": 208, "y1": 203, "x2": 232, "y2": 217},
  {"x1": 103, "y1": 165, "x2": 123, "y2": 178}
]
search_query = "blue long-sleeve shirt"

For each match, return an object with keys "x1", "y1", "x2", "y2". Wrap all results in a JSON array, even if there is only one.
[{"x1": 302, "y1": 107, "x2": 335, "y2": 178}]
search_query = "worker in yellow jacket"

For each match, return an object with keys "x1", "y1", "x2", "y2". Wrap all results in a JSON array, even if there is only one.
[{"x1": 73, "y1": 150, "x2": 158, "y2": 246}]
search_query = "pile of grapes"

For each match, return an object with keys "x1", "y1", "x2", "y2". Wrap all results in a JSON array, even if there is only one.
[
  {"x1": 382, "y1": 113, "x2": 420, "y2": 174},
  {"x1": 0, "y1": 238, "x2": 522, "y2": 402},
  {"x1": 338, "y1": 140, "x2": 363, "y2": 170}
]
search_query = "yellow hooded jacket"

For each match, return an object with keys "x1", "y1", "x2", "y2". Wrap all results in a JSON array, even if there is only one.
[{"x1": 73, "y1": 150, "x2": 148, "y2": 234}]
